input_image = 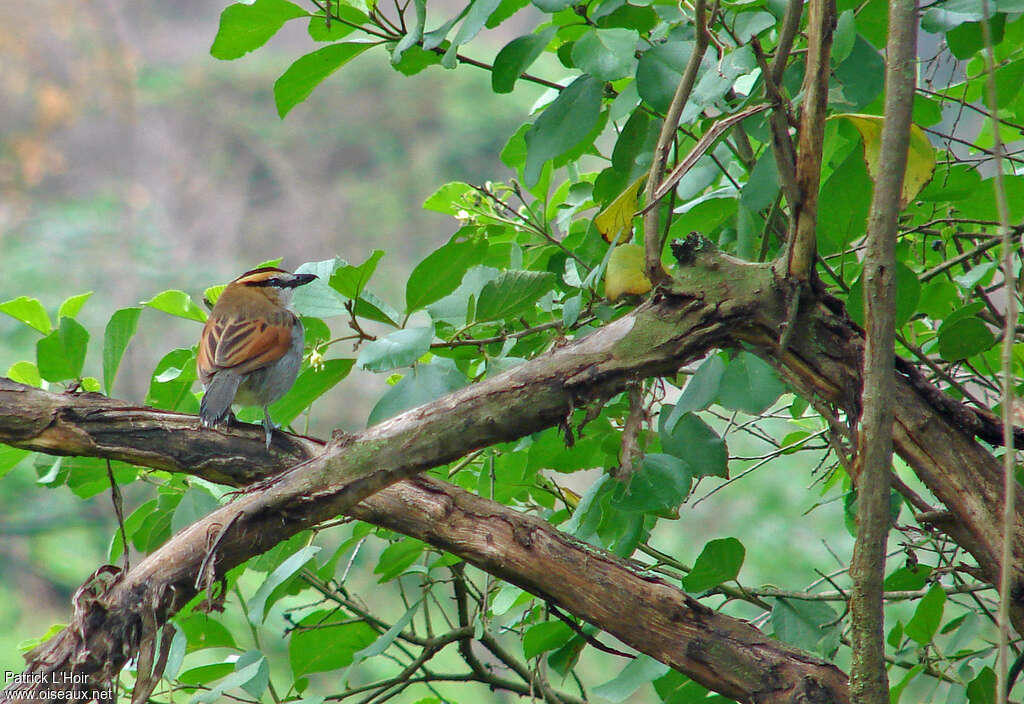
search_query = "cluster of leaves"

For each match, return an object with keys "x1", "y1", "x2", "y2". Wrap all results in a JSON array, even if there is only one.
[{"x1": 5, "y1": 0, "x2": 1024, "y2": 702}]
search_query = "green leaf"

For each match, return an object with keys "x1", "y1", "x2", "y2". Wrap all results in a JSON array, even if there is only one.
[
  {"x1": 274, "y1": 42, "x2": 375, "y2": 118},
  {"x1": 475, "y1": 270, "x2": 556, "y2": 321},
  {"x1": 391, "y1": 0, "x2": 425, "y2": 62},
  {"x1": 171, "y1": 486, "x2": 220, "y2": 534},
  {"x1": 210, "y1": 0, "x2": 309, "y2": 60},
  {"x1": 178, "y1": 663, "x2": 235, "y2": 686},
  {"x1": 967, "y1": 666, "x2": 996, "y2": 704},
  {"x1": 443, "y1": 0, "x2": 503, "y2": 67},
  {"x1": 889, "y1": 664, "x2": 924, "y2": 704},
  {"x1": 293, "y1": 259, "x2": 350, "y2": 317},
  {"x1": 36, "y1": 317, "x2": 90, "y2": 382},
  {"x1": 373, "y1": 538, "x2": 426, "y2": 582},
  {"x1": 771, "y1": 598, "x2": 840, "y2": 656},
  {"x1": 904, "y1": 583, "x2": 945, "y2": 644},
  {"x1": 524, "y1": 75, "x2": 603, "y2": 186},
  {"x1": 249, "y1": 545, "x2": 321, "y2": 622},
  {"x1": 357, "y1": 327, "x2": 433, "y2": 371},
  {"x1": 818, "y1": 140, "x2": 873, "y2": 251},
  {"x1": 592, "y1": 655, "x2": 669, "y2": 703},
  {"x1": 330, "y1": 249, "x2": 384, "y2": 299},
  {"x1": 659, "y1": 412, "x2": 727, "y2": 479},
  {"x1": 938, "y1": 316, "x2": 995, "y2": 361},
  {"x1": 0, "y1": 445, "x2": 28, "y2": 480},
  {"x1": 522, "y1": 621, "x2": 574, "y2": 659},
  {"x1": 8, "y1": 361, "x2": 42, "y2": 387},
  {"x1": 846, "y1": 259, "x2": 921, "y2": 328},
  {"x1": 142, "y1": 290, "x2": 206, "y2": 322},
  {"x1": 367, "y1": 360, "x2": 468, "y2": 425},
  {"x1": 571, "y1": 28, "x2": 638, "y2": 81},
  {"x1": 354, "y1": 291, "x2": 401, "y2": 326},
  {"x1": 531, "y1": 0, "x2": 572, "y2": 11},
  {"x1": 102, "y1": 307, "x2": 141, "y2": 394},
  {"x1": 146, "y1": 348, "x2": 198, "y2": 412},
  {"x1": 270, "y1": 358, "x2": 355, "y2": 426},
  {"x1": 636, "y1": 41, "x2": 692, "y2": 113},
  {"x1": 883, "y1": 565, "x2": 932, "y2": 591},
  {"x1": 175, "y1": 612, "x2": 237, "y2": 652},
  {"x1": 668, "y1": 355, "x2": 725, "y2": 423},
  {"x1": 716, "y1": 351, "x2": 786, "y2": 415},
  {"x1": 406, "y1": 233, "x2": 489, "y2": 311},
  {"x1": 611, "y1": 453, "x2": 692, "y2": 515},
  {"x1": 682, "y1": 537, "x2": 745, "y2": 592},
  {"x1": 0, "y1": 296, "x2": 51, "y2": 333},
  {"x1": 58, "y1": 292, "x2": 92, "y2": 320},
  {"x1": 290, "y1": 611, "x2": 377, "y2": 676},
  {"x1": 493, "y1": 28, "x2": 555, "y2": 93},
  {"x1": 308, "y1": 12, "x2": 360, "y2": 42}
]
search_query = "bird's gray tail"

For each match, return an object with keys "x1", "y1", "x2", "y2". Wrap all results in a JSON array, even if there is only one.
[{"x1": 200, "y1": 372, "x2": 241, "y2": 426}]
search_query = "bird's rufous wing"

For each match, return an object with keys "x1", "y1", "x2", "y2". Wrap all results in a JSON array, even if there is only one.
[{"x1": 198, "y1": 310, "x2": 293, "y2": 379}]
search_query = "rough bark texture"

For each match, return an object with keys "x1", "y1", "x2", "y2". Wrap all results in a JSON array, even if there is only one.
[{"x1": 1, "y1": 246, "x2": 1021, "y2": 703}]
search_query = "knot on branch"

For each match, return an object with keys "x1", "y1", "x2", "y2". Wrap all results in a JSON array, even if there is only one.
[{"x1": 670, "y1": 232, "x2": 715, "y2": 267}]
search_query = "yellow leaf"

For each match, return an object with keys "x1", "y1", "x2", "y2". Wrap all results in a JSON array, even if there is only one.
[
  {"x1": 595, "y1": 175, "x2": 645, "y2": 243},
  {"x1": 605, "y1": 244, "x2": 652, "y2": 301},
  {"x1": 830, "y1": 113, "x2": 936, "y2": 208}
]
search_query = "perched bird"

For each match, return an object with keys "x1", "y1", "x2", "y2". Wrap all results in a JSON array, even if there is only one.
[{"x1": 196, "y1": 267, "x2": 316, "y2": 447}]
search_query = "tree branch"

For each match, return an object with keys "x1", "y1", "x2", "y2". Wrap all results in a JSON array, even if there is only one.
[{"x1": 848, "y1": 2, "x2": 917, "y2": 701}]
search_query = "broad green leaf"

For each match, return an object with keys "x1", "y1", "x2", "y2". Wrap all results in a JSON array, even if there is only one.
[
  {"x1": 532, "y1": 0, "x2": 572, "y2": 11},
  {"x1": 831, "y1": 113, "x2": 936, "y2": 207},
  {"x1": 190, "y1": 657, "x2": 267, "y2": 703},
  {"x1": 354, "y1": 291, "x2": 401, "y2": 326},
  {"x1": 391, "y1": 0, "x2": 424, "y2": 62},
  {"x1": 716, "y1": 351, "x2": 786, "y2": 415},
  {"x1": 36, "y1": 317, "x2": 90, "y2": 382},
  {"x1": 290, "y1": 611, "x2": 377, "y2": 676},
  {"x1": 771, "y1": 598, "x2": 840, "y2": 656},
  {"x1": 374, "y1": 538, "x2": 426, "y2": 582},
  {"x1": 357, "y1": 326, "x2": 433, "y2": 371},
  {"x1": 248, "y1": 545, "x2": 321, "y2": 622},
  {"x1": 293, "y1": 259, "x2": 349, "y2": 317},
  {"x1": 967, "y1": 666, "x2": 996, "y2": 704},
  {"x1": 442, "y1": 0, "x2": 503, "y2": 67},
  {"x1": 8, "y1": 361, "x2": 42, "y2": 387},
  {"x1": 329, "y1": 249, "x2": 384, "y2": 299},
  {"x1": 58, "y1": 292, "x2": 92, "y2": 320},
  {"x1": 142, "y1": 290, "x2": 206, "y2": 322},
  {"x1": 889, "y1": 664, "x2": 924, "y2": 704},
  {"x1": 571, "y1": 28, "x2": 638, "y2": 81},
  {"x1": 146, "y1": 348, "x2": 198, "y2": 412},
  {"x1": 653, "y1": 670, "x2": 715, "y2": 704},
  {"x1": 883, "y1": 565, "x2": 932, "y2": 591},
  {"x1": 610, "y1": 453, "x2": 691, "y2": 516},
  {"x1": 831, "y1": 10, "x2": 856, "y2": 64},
  {"x1": 938, "y1": 317, "x2": 995, "y2": 361},
  {"x1": 175, "y1": 612, "x2": 237, "y2": 652},
  {"x1": 171, "y1": 486, "x2": 220, "y2": 534},
  {"x1": 524, "y1": 75, "x2": 603, "y2": 186},
  {"x1": 667, "y1": 355, "x2": 725, "y2": 424},
  {"x1": 636, "y1": 41, "x2": 692, "y2": 113},
  {"x1": 682, "y1": 537, "x2": 745, "y2": 592},
  {"x1": 177, "y1": 663, "x2": 235, "y2": 686},
  {"x1": 592, "y1": 655, "x2": 669, "y2": 703},
  {"x1": 406, "y1": 233, "x2": 489, "y2": 311},
  {"x1": 493, "y1": 28, "x2": 555, "y2": 93},
  {"x1": 595, "y1": 176, "x2": 644, "y2": 243},
  {"x1": 422, "y1": 181, "x2": 474, "y2": 214},
  {"x1": 817, "y1": 147, "x2": 872, "y2": 250},
  {"x1": 274, "y1": 42, "x2": 375, "y2": 118},
  {"x1": 102, "y1": 307, "x2": 141, "y2": 394},
  {"x1": 308, "y1": 10, "x2": 364, "y2": 41},
  {"x1": 522, "y1": 621, "x2": 574, "y2": 659},
  {"x1": 660, "y1": 412, "x2": 728, "y2": 479},
  {"x1": 0, "y1": 445, "x2": 28, "y2": 480},
  {"x1": 832, "y1": 37, "x2": 884, "y2": 109},
  {"x1": 210, "y1": 0, "x2": 308, "y2": 60},
  {"x1": 270, "y1": 358, "x2": 354, "y2": 426},
  {"x1": 0, "y1": 296, "x2": 51, "y2": 333},
  {"x1": 475, "y1": 270, "x2": 555, "y2": 321},
  {"x1": 367, "y1": 360, "x2": 468, "y2": 425},
  {"x1": 904, "y1": 583, "x2": 945, "y2": 644},
  {"x1": 604, "y1": 243, "x2": 651, "y2": 301},
  {"x1": 846, "y1": 259, "x2": 921, "y2": 328}
]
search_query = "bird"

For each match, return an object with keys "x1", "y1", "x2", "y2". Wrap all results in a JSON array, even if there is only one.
[{"x1": 196, "y1": 266, "x2": 316, "y2": 448}]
